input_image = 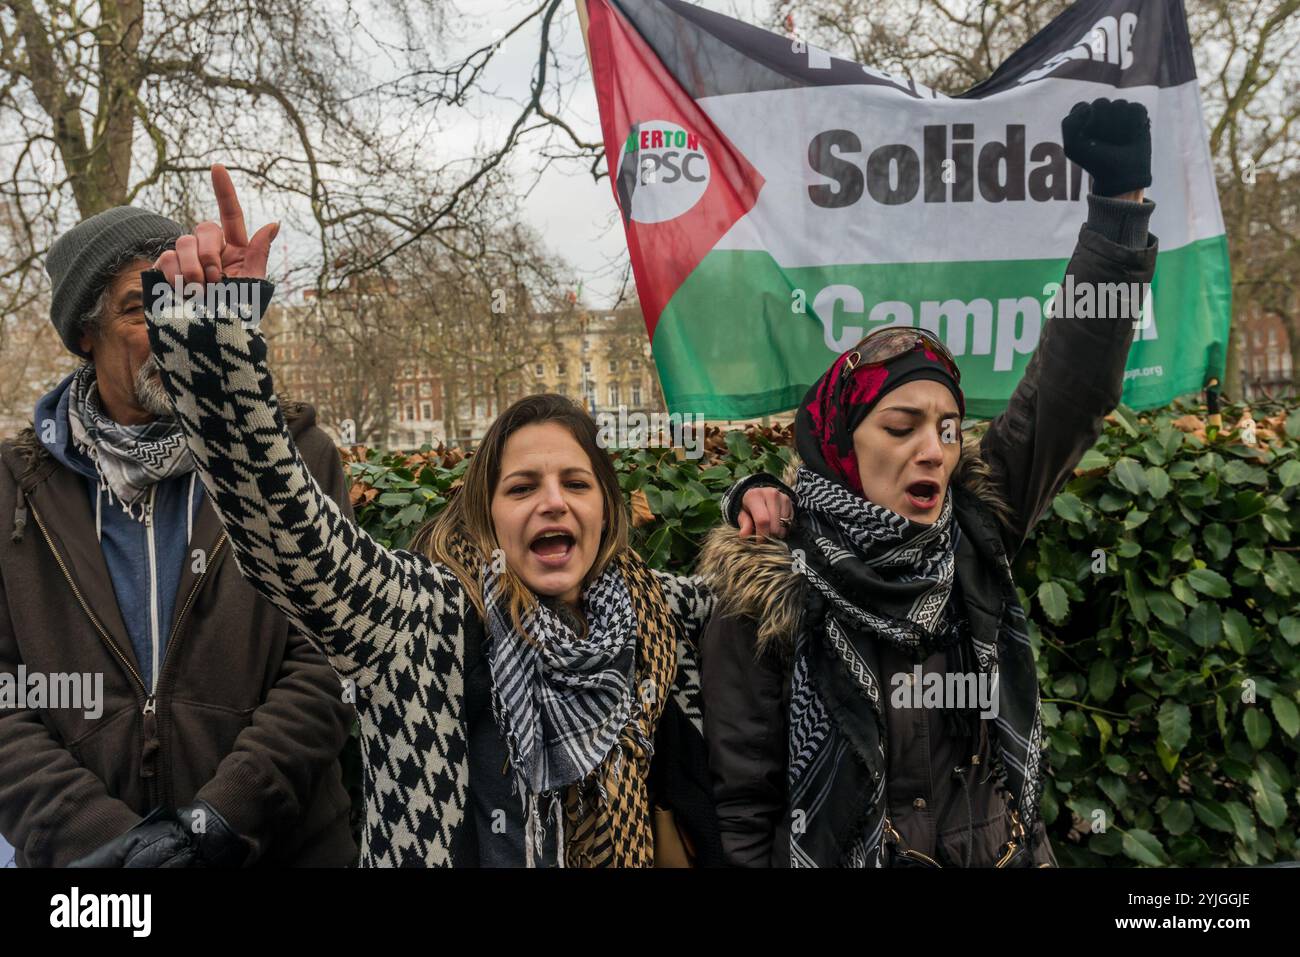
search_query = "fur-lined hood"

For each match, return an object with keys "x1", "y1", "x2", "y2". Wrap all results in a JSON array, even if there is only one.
[{"x1": 696, "y1": 433, "x2": 1011, "y2": 652}]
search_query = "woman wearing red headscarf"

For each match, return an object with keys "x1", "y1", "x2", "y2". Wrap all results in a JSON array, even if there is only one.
[{"x1": 698, "y1": 98, "x2": 1158, "y2": 868}]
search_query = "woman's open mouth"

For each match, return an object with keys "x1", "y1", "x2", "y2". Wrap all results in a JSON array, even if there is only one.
[
  {"x1": 529, "y1": 529, "x2": 576, "y2": 567},
  {"x1": 905, "y1": 480, "x2": 941, "y2": 511}
]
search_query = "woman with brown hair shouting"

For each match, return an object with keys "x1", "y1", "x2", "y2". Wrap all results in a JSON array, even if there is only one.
[{"x1": 139, "y1": 167, "x2": 789, "y2": 867}]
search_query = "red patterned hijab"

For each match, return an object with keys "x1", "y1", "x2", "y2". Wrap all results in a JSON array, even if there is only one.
[{"x1": 794, "y1": 337, "x2": 965, "y2": 496}]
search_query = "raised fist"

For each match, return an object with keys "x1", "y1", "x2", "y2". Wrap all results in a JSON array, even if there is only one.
[{"x1": 1061, "y1": 97, "x2": 1152, "y2": 198}]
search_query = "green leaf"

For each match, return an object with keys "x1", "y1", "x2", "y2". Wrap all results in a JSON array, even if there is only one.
[
  {"x1": 1111, "y1": 404, "x2": 1141, "y2": 438},
  {"x1": 1222, "y1": 609, "x2": 1253, "y2": 655},
  {"x1": 1155, "y1": 738, "x2": 1179, "y2": 774},
  {"x1": 1187, "y1": 602, "x2": 1222, "y2": 648},
  {"x1": 1224, "y1": 801, "x2": 1257, "y2": 844},
  {"x1": 1091, "y1": 713, "x2": 1113, "y2": 751},
  {"x1": 1161, "y1": 801, "x2": 1194, "y2": 836},
  {"x1": 1158, "y1": 700, "x2": 1191, "y2": 753},
  {"x1": 1171, "y1": 576, "x2": 1198, "y2": 606},
  {"x1": 1262, "y1": 511, "x2": 1293, "y2": 540},
  {"x1": 1279, "y1": 460, "x2": 1300, "y2": 487},
  {"x1": 1201, "y1": 524, "x2": 1233, "y2": 561},
  {"x1": 1244, "y1": 709, "x2": 1272, "y2": 750},
  {"x1": 1112, "y1": 457, "x2": 1148, "y2": 495},
  {"x1": 1193, "y1": 800, "x2": 1234, "y2": 833},
  {"x1": 644, "y1": 525, "x2": 672, "y2": 568},
  {"x1": 1145, "y1": 467, "x2": 1171, "y2": 500},
  {"x1": 1123, "y1": 508, "x2": 1150, "y2": 530},
  {"x1": 1274, "y1": 552, "x2": 1300, "y2": 591},
  {"x1": 1253, "y1": 786, "x2": 1288, "y2": 830},
  {"x1": 1222, "y1": 460, "x2": 1268, "y2": 486},
  {"x1": 1089, "y1": 659, "x2": 1117, "y2": 702},
  {"x1": 1037, "y1": 581, "x2": 1069, "y2": 625},
  {"x1": 1049, "y1": 728, "x2": 1082, "y2": 757},
  {"x1": 1052, "y1": 492, "x2": 1087, "y2": 523},
  {"x1": 1121, "y1": 828, "x2": 1170, "y2": 867},
  {"x1": 1271, "y1": 696, "x2": 1300, "y2": 739},
  {"x1": 723, "y1": 431, "x2": 752, "y2": 461},
  {"x1": 1147, "y1": 591, "x2": 1185, "y2": 627},
  {"x1": 1117, "y1": 538, "x2": 1143, "y2": 558},
  {"x1": 1279, "y1": 616, "x2": 1300, "y2": 647},
  {"x1": 1125, "y1": 571, "x2": 1149, "y2": 625},
  {"x1": 1187, "y1": 568, "x2": 1232, "y2": 598},
  {"x1": 1105, "y1": 754, "x2": 1131, "y2": 775},
  {"x1": 1098, "y1": 775, "x2": 1128, "y2": 808},
  {"x1": 1076, "y1": 448, "x2": 1110, "y2": 471}
]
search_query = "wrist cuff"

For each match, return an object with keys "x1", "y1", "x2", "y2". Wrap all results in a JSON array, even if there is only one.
[
  {"x1": 722, "y1": 472, "x2": 792, "y2": 528},
  {"x1": 1086, "y1": 194, "x2": 1156, "y2": 249}
]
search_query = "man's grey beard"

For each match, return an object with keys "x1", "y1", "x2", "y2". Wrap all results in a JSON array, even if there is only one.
[{"x1": 134, "y1": 356, "x2": 174, "y2": 418}]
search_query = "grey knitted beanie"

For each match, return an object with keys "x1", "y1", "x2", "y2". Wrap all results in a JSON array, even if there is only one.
[{"x1": 46, "y1": 206, "x2": 184, "y2": 357}]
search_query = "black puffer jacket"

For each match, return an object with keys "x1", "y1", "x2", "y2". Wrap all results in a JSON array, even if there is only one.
[{"x1": 698, "y1": 196, "x2": 1159, "y2": 867}]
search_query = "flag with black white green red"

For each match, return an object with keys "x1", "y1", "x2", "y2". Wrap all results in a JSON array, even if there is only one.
[{"x1": 579, "y1": 0, "x2": 1230, "y2": 419}]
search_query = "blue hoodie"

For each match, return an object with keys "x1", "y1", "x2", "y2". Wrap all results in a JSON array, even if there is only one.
[{"x1": 35, "y1": 371, "x2": 204, "y2": 691}]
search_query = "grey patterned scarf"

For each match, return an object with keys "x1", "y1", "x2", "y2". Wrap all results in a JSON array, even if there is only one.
[
  {"x1": 785, "y1": 466, "x2": 1041, "y2": 868},
  {"x1": 481, "y1": 559, "x2": 649, "y2": 866},
  {"x1": 67, "y1": 363, "x2": 194, "y2": 517}
]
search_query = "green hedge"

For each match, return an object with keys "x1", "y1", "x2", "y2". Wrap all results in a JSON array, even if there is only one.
[{"x1": 344, "y1": 400, "x2": 1300, "y2": 867}]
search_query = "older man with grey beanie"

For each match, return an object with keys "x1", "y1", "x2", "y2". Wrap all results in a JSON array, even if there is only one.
[{"x1": 0, "y1": 179, "x2": 357, "y2": 868}]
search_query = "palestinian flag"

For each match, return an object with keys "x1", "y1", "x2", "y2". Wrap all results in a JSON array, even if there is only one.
[{"x1": 579, "y1": 0, "x2": 1230, "y2": 418}]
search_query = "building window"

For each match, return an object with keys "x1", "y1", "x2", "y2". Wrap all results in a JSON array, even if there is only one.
[
  {"x1": 535, "y1": 363, "x2": 544, "y2": 377},
  {"x1": 608, "y1": 383, "x2": 619, "y2": 406},
  {"x1": 404, "y1": 384, "x2": 415, "y2": 399},
  {"x1": 582, "y1": 360, "x2": 591, "y2": 376},
  {"x1": 581, "y1": 338, "x2": 589, "y2": 353},
  {"x1": 1268, "y1": 328, "x2": 1278, "y2": 347},
  {"x1": 421, "y1": 402, "x2": 432, "y2": 420},
  {"x1": 420, "y1": 381, "x2": 432, "y2": 398},
  {"x1": 405, "y1": 404, "x2": 415, "y2": 421},
  {"x1": 631, "y1": 383, "x2": 642, "y2": 406},
  {"x1": 583, "y1": 385, "x2": 596, "y2": 409},
  {"x1": 557, "y1": 361, "x2": 567, "y2": 376},
  {"x1": 608, "y1": 358, "x2": 618, "y2": 373}
]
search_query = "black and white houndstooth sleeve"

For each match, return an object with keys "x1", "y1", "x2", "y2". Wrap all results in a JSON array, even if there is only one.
[{"x1": 143, "y1": 274, "x2": 465, "y2": 685}]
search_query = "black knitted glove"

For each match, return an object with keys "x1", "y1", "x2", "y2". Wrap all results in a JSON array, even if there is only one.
[
  {"x1": 1061, "y1": 98, "x2": 1152, "y2": 197},
  {"x1": 176, "y1": 800, "x2": 251, "y2": 868}
]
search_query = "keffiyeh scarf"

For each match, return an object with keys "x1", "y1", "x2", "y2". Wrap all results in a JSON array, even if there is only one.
[
  {"x1": 784, "y1": 466, "x2": 1042, "y2": 867},
  {"x1": 477, "y1": 543, "x2": 676, "y2": 867},
  {"x1": 67, "y1": 362, "x2": 193, "y2": 517}
]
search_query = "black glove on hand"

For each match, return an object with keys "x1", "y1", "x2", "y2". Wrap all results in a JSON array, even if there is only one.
[
  {"x1": 1061, "y1": 97, "x2": 1152, "y2": 197},
  {"x1": 176, "y1": 800, "x2": 251, "y2": 868},
  {"x1": 69, "y1": 810, "x2": 202, "y2": 868}
]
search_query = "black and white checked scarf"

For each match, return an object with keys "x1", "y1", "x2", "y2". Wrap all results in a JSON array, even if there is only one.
[
  {"x1": 67, "y1": 362, "x2": 193, "y2": 517},
  {"x1": 482, "y1": 558, "x2": 649, "y2": 866},
  {"x1": 785, "y1": 466, "x2": 1040, "y2": 867}
]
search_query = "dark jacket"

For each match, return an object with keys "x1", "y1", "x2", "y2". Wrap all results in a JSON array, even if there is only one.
[
  {"x1": 698, "y1": 206, "x2": 1159, "y2": 867},
  {"x1": 0, "y1": 399, "x2": 357, "y2": 868},
  {"x1": 33, "y1": 371, "x2": 208, "y2": 691}
]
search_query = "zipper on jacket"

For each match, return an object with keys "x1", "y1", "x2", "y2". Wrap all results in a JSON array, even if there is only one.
[
  {"x1": 144, "y1": 485, "x2": 161, "y2": 697},
  {"x1": 149, "y1": 531, "x2": 227, "y2": 806}
]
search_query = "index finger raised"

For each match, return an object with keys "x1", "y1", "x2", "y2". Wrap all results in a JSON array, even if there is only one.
[{"x1": 211, "y1": 164, "x2": 249, "y2": 247}]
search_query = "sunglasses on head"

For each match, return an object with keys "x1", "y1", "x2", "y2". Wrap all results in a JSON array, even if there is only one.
[{"x1": 842, "y1": 327, "x2": 962, "y2": 385}]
